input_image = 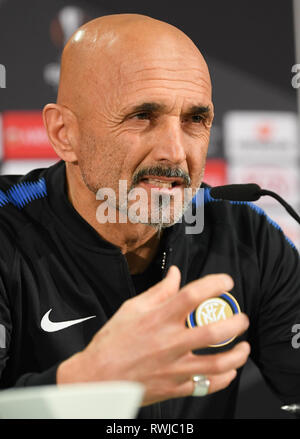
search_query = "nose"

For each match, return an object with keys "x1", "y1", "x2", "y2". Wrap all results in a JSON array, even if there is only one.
[{"x1": 150, "y1": 116, "x2": 187, "y2": 165}]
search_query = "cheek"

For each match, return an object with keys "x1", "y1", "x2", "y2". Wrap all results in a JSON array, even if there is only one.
[
  {"x1": 77, "y1": 133, "x2": 97, "y2": 170},
  {"x1": 111, "y1": 129, "x2": 150, "y2": 173},
  {"x1": 187, "y1": 133, "x2": 210, "y2": 182},
  {"x1": 79, "y1": 130, "x2": 135, "y2": 189}
]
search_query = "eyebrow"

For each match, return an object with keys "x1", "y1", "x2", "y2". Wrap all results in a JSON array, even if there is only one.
[
  {"x1": 129, "y1": 102, "x2": 167, "y2": 114},
  {"x1": 185, "y1": 105, "x2": 211, "y2": 116},
  {"x1": 127, "y1": 102, "x2": 212, "y2": 116}
]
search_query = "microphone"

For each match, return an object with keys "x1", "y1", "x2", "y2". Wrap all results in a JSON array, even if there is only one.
[{"x1": 210, "y1": 184, "x2": 300, "y2": 225}]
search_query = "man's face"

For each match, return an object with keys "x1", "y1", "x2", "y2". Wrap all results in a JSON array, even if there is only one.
[{"x1": 75, "y1": 45, "x2": 213, "y2": 228}]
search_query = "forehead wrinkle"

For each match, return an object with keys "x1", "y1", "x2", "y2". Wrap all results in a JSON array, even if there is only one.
[
  {"x1": 122, "y1": 65, "x2": 209, "y2": 80},
  {"x1": 125, "y1": 85, "x2": 211, "y2": 96},
  {"x1": 121, "y1": 67, "x2": 211, "y2": 87},
  {"x1": 119, "y1": 55, "x2": 206, "y2": 69},
  {"x1": 132, "y1": 66, "x2": 207, "y2": 73},
  {"x1": 129, "y1": 67, "x2": 209, "y2": 81},
  {"x1": 119, "y1": 65, "x2": 211, "y2": 91},
  {"x1": 125, "y1": 77, "x2": 210, "y2": 89}
]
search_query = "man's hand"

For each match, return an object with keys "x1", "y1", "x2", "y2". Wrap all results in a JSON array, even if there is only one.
[{"x1": 57, "y1": 266, "x2": 250, "y2": 405}]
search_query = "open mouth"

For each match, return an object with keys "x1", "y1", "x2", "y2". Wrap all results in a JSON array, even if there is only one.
[{"x1": 139, "y1": 176, "x2": 184, "y2": 189}]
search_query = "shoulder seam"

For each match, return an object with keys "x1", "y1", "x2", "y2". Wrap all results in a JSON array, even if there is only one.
[
  {"x1": 201, "y1": 187, "x2": 298, "y2": 252},
  {"x1": 0, "y1": 178, "x2": 47, "y2": 209}
]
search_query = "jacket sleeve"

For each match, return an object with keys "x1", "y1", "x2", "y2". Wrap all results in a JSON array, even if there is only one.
[
  {"x1": 249, "y1": 210, "x2": 300, "y2": 404},
  {"x1": 13, "y1": 366, "x2": 59, "y2": 387},
  {"x1": 0, "y1": 272, "x2": 11, "y2": 383},
  {"x1": 0, "y1": 236, "x2": 58, "y2": 388}
]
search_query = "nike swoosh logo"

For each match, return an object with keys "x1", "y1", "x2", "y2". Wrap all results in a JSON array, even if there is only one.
[{"x1": 41, "y1": 308, "x2": 96, "y2": 332}]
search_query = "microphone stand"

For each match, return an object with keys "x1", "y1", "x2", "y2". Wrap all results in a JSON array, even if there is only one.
[{"x1": 259, "y1": 190, "x2": 300, "y2": 225}]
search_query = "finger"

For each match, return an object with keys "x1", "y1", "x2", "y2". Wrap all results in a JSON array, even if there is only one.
[
  {"x1": 142, "y1": 344, "x2": 249, "y2": 405},
  {"x1": 178, "y1": 313, "x2": 249, "y2": 352},
  {"x1": 174, "y1": 342, "x2": 250, "y2": 377},
  {"x1": 167, "y1": 273, "x2": 234, "y2": 321},
  {"x1": 137, "y1": 265, "x2": 181, "y2": 307},
  {"x1": 175, "y1": 369, "x2": 238, "y2": 399}
]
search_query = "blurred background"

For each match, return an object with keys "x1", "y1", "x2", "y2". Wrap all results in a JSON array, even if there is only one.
[{"x1": 0, "y1": 0, "x2": 299, "y2": 419}]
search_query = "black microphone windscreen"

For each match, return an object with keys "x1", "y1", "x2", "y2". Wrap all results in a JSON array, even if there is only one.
[{"x1": 210, "y1": 184, "x2": 262, "y2": 202}]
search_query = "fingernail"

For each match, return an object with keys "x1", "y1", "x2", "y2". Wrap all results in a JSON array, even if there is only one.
[
  {"x1": 168, "y1": 265, "x2": 180, "y2": 276},
  {"x1": 167, "y1": 266, "x2": 176, "y2": 277},
  {"x1": 223, "y1": 274, "x2": 234, "y2": 290}
]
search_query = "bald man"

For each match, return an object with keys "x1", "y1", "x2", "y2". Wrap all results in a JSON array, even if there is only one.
[{"x1": 0, "y1": 14, "x2": 299, "y2": 419}]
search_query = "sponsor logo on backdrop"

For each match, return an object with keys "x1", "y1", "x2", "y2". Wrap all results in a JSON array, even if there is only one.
[
  {"x1": 228, "y1": 165, "x2": 300, "y2": 207},
  {"x1": 2, "y1": 111, "x2": 58, "y2": 159},
  {"x1": 224, "y1": 111, "x2": 299, "y2": 164},
  {"x1": 44, "y1": 6, "x2": 90, "y2": 89},
  {"x1": 224, "y1": 111, "x2": 300, "y2": 249},
  {"x1": 256, "y1": 123, "x2": 273, "y2": 142}
]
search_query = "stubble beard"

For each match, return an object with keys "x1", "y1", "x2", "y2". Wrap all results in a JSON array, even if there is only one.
[{"x1": 80, "y1": 156, "x2": 205, "y2": 231}]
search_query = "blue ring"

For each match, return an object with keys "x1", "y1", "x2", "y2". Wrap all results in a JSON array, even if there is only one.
[{"x1": 220, "y1": 293, "x2": 239, "y2": 314}]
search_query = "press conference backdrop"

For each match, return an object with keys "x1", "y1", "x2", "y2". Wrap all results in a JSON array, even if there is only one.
[{"x1": 0, "y1": 0, "x2": 299, "y2": 419}]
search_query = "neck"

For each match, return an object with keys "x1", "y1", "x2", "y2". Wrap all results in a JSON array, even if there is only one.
[{"x1": 65, "y1": 162, "x2": 163, "y2": 274}]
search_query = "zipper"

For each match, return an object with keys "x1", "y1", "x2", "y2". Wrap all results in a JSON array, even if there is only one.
[
  {"x1": 161, "y1": 247, "x2": 173, "y2": 276},
  {"x1": 158, "y1": 247, "x2": 174, "y2": 418},
  {"x1": 161, "y1": 251, "x2": 167, "y2": 271}
]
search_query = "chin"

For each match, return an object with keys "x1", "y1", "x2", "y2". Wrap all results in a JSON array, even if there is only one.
[{"x1": 127, "y1": 205, "x2": 185, "y2": 228}]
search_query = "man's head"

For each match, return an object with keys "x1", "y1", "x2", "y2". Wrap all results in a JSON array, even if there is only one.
[{"x1": 43, "y1": 14, "x2": 213, "y2": 230}]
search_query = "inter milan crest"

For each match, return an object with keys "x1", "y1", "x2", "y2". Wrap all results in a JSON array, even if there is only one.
[{"x1": 186, "y1": 293, "x2": 241, "y2": 347}]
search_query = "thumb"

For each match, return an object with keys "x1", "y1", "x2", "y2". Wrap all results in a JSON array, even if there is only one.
[{"x1": 137, "y1": 265, "x2": 181, "y2": 308}]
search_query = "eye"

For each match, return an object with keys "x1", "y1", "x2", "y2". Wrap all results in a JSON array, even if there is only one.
[
  {"x1": 182, "y1": 114, "x2": 206, "y2": 125},
  {"x1": 134, "y1": 112, "x2": 151, "y2": 120},
  {"x1": 191, "y1": 114, "x2": 205, "y2": 123}
]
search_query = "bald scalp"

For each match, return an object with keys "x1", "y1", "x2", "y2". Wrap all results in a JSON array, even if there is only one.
[{"x1": 57, "y1": 14, "x2": 210, "y2": 112}]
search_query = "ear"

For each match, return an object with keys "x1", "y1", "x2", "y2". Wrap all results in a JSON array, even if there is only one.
[{"x1": 43, "y1": 103, "x2": 78, "y2": 163}]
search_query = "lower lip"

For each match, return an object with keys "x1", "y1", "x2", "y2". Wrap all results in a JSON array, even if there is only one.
[{"x1": 137, "y1": 180, "x2": 184, "y2": 194}]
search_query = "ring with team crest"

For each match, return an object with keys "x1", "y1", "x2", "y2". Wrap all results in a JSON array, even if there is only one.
[{"x1": 186, "y1": 292, "x2": 241, "y2": 347}]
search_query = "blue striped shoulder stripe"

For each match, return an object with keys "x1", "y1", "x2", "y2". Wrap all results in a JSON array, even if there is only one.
[
  {"x1": 192, "y1": 187, "x2": 297, "y2": 251},
  {"x1": 0, "y1": 178, "x2": 47, "y2": 209}
]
